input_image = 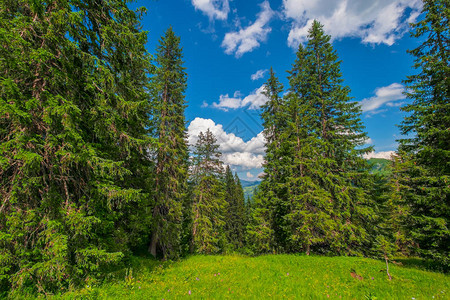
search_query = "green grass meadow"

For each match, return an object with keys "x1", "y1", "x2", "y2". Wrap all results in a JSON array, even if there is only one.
[{"x1": 55, "y1": 255, "x2": 449, "y2": 299}]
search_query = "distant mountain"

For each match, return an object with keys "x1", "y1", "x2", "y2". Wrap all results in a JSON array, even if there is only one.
[
  {"x1": 368, "y1": 158, "x2": 391, "y2": 176},
  {"x1": 240, "y1": 180, "x2": 261, "y2": 200},
  {"x1": 240, "y1": 180, "x2": 261, "y2": 188}
]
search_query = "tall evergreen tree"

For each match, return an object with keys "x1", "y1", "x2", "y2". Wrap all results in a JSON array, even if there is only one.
[
  {"x1": 398, "y1": 0, "x2": 449, "y2": 267},
  {"x1": 287, "y1": 21, "x2": 373, "y2": 255},
  {"x1": 255, "y1": 21, "x2": 374, "y2": 255},
  {"x1": 0, "y1": 0, "x2": 153, "y2": 294},
  {"x1": 149, "y1": 27, "x2": 189, "y2": 259},
  {"x1": 224, "y1": 167, "x2": 246, "y2": 250},
  {"x1": 190, "y1": 129, "x2": 227, "y2": 254},
  {"x1": 371, "y1": 154, "x2": 413, "y2": 258},
  {"x1": 248, "y1": 68, "x2": 286, "y2": 252},
  {"x1": 283, "y1": 44, "x2": 334, "y2": 254},
  {"x1": 234, "y1": 173, "x2": 247, "y2": 248}
]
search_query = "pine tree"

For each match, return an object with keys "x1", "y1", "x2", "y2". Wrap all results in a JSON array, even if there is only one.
[
  {"x1": 0, "y1": 0, "x2": 153, "y2": 294},
  {"x1": 190, "y1": 129, "x2": 227, "y2": 254},
  {"x1": 283, "y1": 44, "x2": 333, "y2": 254},
  {"x1": 149, "y1": 27, "x2": 189, "y2": 259},
  {"x1": 284, "y1": 21, "x2": 373, "y2": 255},
  {"x1": 224, "y1": 167, "x2": 246, "y2": 250},
  {"x1": 248, "y1": 68, "x2": 286, "y2": 252},
  {"x1": 367, "y1": 156, "x2": 411, "y2": 276},
  {"x1": 234, "y1": 173, "x2": 247, "y2": 248},
  {"x1": 224, "y1": 166, "x2": 237, "y2": 250},
  {"x1": 398, "y1": 0, "x2": 449, "y2": 266},
  {"x1": 380, "y1": 154, "x2": 414, "y2": 256}
]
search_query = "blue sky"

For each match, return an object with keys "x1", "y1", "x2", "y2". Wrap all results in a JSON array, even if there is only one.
[{"x1": 133, "y1": 0, "x2": 423, "y2": 181}]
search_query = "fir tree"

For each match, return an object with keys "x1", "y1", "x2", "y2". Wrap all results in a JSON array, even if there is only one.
[
  {"x1": 224, "y1": 168, "x2": 246, "y2": 250},
  {"x1": 398, "y1": 0, "x2": 449, "y2": 266},
  {"x1": 275, "y1": 21, "x2": 373, "y2": 255},
  {"x1": 149, "y1": 27, "x2": 189, "y2": 259},
  {"x1": 224, "y1": 166, "x2": 236, "y2": 249},
  {"x1": 190, "y1": 129, "x2": 227, "y2": 254},
  {"x1": 0, "y1": 0, "x2": 153, "y2": 294},
  {"x1": 234, "y1": 173, "x2": 247, "y2": 248},
  {"x1": 248, "y1": 68, "x2": 286, "y2": 252},
  {"x1": 378, "y1": 154, "x2": 414, "y2": 256}
]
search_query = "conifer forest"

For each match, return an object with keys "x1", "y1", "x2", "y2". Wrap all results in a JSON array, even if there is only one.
[{"x1": 0, "y1": 0, "x2": 448, "y2": 297}]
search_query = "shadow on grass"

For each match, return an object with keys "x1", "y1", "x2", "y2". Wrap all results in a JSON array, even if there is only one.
[
  {"x1": 101, "y1": 250, "x2": 162, "y2": 284},
  {"x1": 393, "y1": 257, "x2": 448, "y2": 274}
]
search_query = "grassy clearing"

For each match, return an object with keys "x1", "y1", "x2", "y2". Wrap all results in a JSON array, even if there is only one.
[{"x1": 56, "y1": 255, "x2": 448, "y2": 299}]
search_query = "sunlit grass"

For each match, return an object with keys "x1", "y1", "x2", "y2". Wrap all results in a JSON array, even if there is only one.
[{"x1": 56, "y1": 254, "x2": 449, "y2": 299}]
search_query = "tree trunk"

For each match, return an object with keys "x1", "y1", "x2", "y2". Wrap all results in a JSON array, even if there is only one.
[
  {"x1": 385, "y1": 254, "x2": 392, "y2": 280},
  {"x1": 149, "y1": 232, "x2": 158, "y2": 257}
]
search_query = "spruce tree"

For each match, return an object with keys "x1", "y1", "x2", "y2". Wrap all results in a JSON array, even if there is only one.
[
  {"x1": 282, "y1": 21, "x2": 373, "y2": 255},
  {"x1": 370, "y1": 155, "x2": 412, "y2": 256},
  {"x1": 224, "y1": 166, "x2": 237, "y2": 250},
  {"x1": 234, "y1": 173, "x2": 247, "y2": 248},
  {"x1": 248, "y1": 68, "x2": 286, "y2": 252},
  {"x1": 190, "y1": 129, "x2": 227, "y2": 254},
  {"x1": 399, "y1": 0, "x2": 449, "y2": 267},
  {"x1": 283, "y1": 44, "x2": 334, "y2": 254},
  {"x1": 224, "y1": 168, "x2": 246, "y2": 250},
  {"x1": 149, "y1": 27, "x2": 189, "y2": 259},
  {"x1": 0, "y1": 0, "x2": 153, "y2": 294}
]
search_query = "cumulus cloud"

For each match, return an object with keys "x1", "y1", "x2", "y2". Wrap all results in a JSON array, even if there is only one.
[
  {"x1": 283, "y1": 0, "x2": 422, "y2": 48},
  {"x1": 223, "y1": 152, "x2": 265, "y2": 169},
  {"x1": 251, "y1": 69, "x2": 268, "y2": 81},
  {"x1": 192, "y1": 0, "x2": 230, "y2": 21},
  {"x1": 359, "y1": 83, "x2": 406, "y2": 114},
  {"x1": 365, "y1": 137, "x2": 373, "y2": 145},
  {"x1": 188, "y1": 118, "x2": 266, "y2": 169},
  {"x1": 222, "y1": 1, "x2": 274, "y2": 57},
  {"x1": 212, "y1": 85, "x2": 269, "y2": 110},
  {"x1": 247, "y1": 172, "x2": 254, "y2": 178},
  {"x1": 363, "y1": 151, "x2": 395, "y2": 160}
]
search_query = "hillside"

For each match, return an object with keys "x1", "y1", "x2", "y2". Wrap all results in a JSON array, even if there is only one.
[
  {"x1": 240, "y1": 180, "x2": 261, "y2": 200},
  {"x1": 368, "y1": 158, "x2": 391, "y2": 176},
  {"x1": 57, "y1": 255, "x2": 449, "y2": 299}
]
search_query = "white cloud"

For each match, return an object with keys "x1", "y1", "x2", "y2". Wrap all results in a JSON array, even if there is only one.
[
  {"x1": 363, "y1": 151, "x2": 395, "y2": 160},
  {"x1": 188, "y1": 118, "x2": 266, "y2": 169},
  {"x1": 365, "y1": 137, "x2": 373, "y2": 145},
  {"x1": 251, "y1": 69, "x2": 268, "y2": 81},
  {"x1": 246, "y1": 172, "x2": 254, "y2": 178},
  {"x1": 283, "y1": 0, "x2": 422, "y2": 48},
  {"x1": 223, "y1": 152, "x2": 265, "y2": 169},
  {"x1": 212, "y1": 85, "x2": 269, "y2": 110},
  {"x1": 244, "y1": 132, "x2": 266, "y2": 154},
  {"x1": 359, "y1": 83, "x2": 406, "y2": 113},
  {"x1": 222, "y1": 1, "x2": 274, "y2": 57},
  {"x1": 192, "y1": 0, "x2": 230, "y2": 21}
]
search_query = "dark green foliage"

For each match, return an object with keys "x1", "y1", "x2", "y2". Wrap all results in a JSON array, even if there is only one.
[
  {"x1": 248, "y1": 67, "x2": 286, "y2": 253},
  {"x1": 247, "y1": 191, "x2": 275, "y2": 254},
  {"x1": 284, "y1": 21, "x2": 374, "y2": 255},
  {"x1": 398, "y1": 0, "x2": 449, "y2": 267},
  {"x1": 190, "y1": 129, "x2": 227, "y2": 254},
  {"x1": 223, "y1": 167, "x2": 247, "y2": 250},
  {"x1": 376, "y1": 154, "x2": 414, "y2": 256},
  {"x1": 0, "y1": 0, "x2": 153, "y2": 294},
  {"x1": 149, "y1": 27, "x2": 189, "y2": 259},
  {"x1": 251, "y1": 21, "x2": 374, "y2": 256}
]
